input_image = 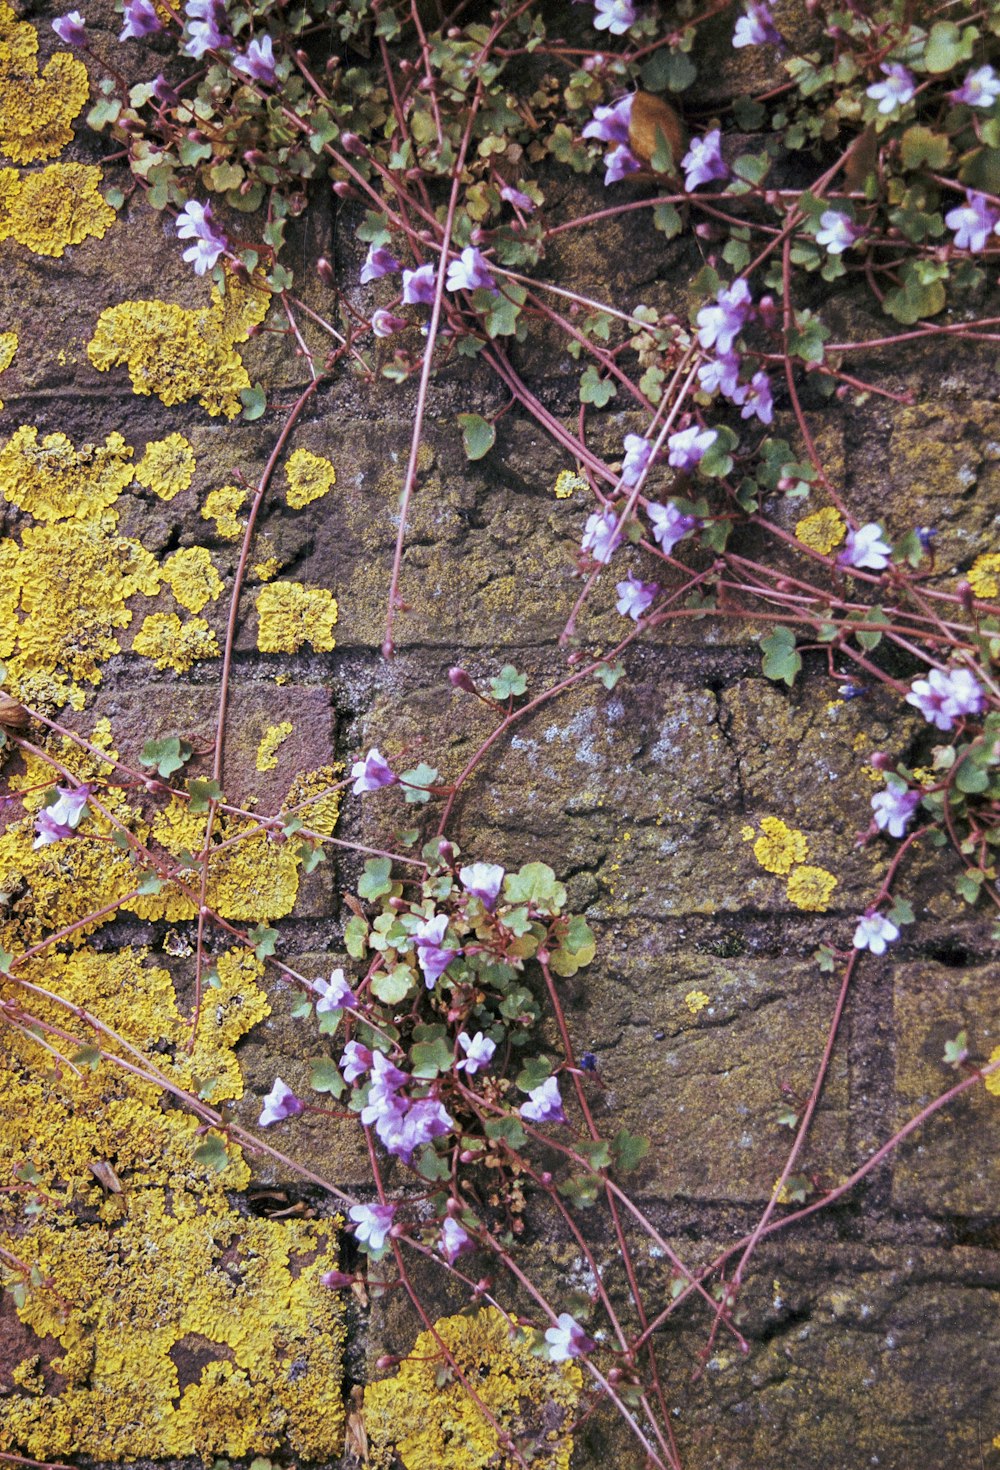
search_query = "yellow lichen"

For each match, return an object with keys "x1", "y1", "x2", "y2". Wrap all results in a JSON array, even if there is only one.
[
  {"x1": 794, "y1": 507, "x2": 846, "y2": 555},
  {"x1": 256, "y1": 720, "x2": 293, "y2": 771},
  {"x1": 1, "y1": 515, "x2": 160, "y2": 706},
  {"x1": 281, "y1": 764, "x2": 343, "y2": 836},
  {"x1": 203, "y1": 484, "x2": 247, "y2": 540},
  {"x1": 985, "y1": 1045, "x2": 1000, "y2": 1097},
  {"x1": 162, "y1": 546, "x2": 224, "y2": 614},
  {"x1": 785, "y1": 864, "x2": 838, "y2": 912},
  {"x1": 0, "y1": 425, "x2": 133, "y2": 522},
  {"x1": 254, "y1": 556, "x2": 279, "y2": 580},
  {"x1": 133, "y1": 433, "x2": 196, "y2": 500},
  {"x1": 752, "y1": 817, "x2": 809, "y2": 875},
  {"x1": 967, "y1": 553, "x2": 1000, "y2": 601},
  {"x1": 86, "y1": 271, "x2": 270, "y2": 418},
  {"x1": 284, "y1": 446, "x2": 336, "y2": 509},
  {"x1": 685, "y1": 989, "x2": 710, "y2": 1014},
  {"x1": 0, "y1": 945, "x2": 346, "y2": 1461},
  {"x1": 132, "y1": 612, "x2": 220, "y2": 672},
  {"x1": 0, "y1": 163, "x2": 115, "y2": 256},
  {"x1": 554, "y1": 469, "x2": 586, "y2": 499},
  {"x1": 0, "y1": 3, "x2": 90, "y2": 164},
  {"x1": 256, "y1": 581, "x2": 337, "y2": 653},
  {"x1": 0, "y1": 327, "x2": 15, "y2": 407},
  {"x1": 364, "y1": 1308, "x2": 581, "y2": 1470}
]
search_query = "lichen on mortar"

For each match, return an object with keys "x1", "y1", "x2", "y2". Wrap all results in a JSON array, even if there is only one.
[{"x1": 363, "y1": 1306, "x2": 582, "y2": 1470}]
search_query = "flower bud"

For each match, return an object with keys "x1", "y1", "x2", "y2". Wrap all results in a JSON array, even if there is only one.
[
  {"x1": 957, "y1": 579, "x2": 975, "y2": 613},
  {"x1": 375, "y1": 1354, "x2": 397, "y2": 1371},
  {"x1": 449, "y1": 667, "x2": 478, "y2": 695},
  {"x1": 332, "y1": 180, "x2": 353, "y2": 199},
  {"x1": 869, "y1": 751, "x2": 891, "y2": 769},
  {"x1": 316, "y1": 257, "x2": 334, "y2": 285},
  {"x1": 340, "y1": 132, "x2": 365, "y2": 156},
  {"x1": 320, "y1": 1268, "x2": 355, "y2": 1289}
]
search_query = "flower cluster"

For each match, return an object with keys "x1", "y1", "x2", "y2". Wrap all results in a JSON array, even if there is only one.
[{"x1": 174, "y1": 200, "x2": 227, "y2": 276}]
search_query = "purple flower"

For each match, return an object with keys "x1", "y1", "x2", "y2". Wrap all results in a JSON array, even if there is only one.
[
  {"x1": 459, "y1": 862, "x2": 505, "y2": 910},
  {"x1": 906, "y1": 666, "x2": 985, "y2": 730},
  {"x1": 341, "y1": 1041, "x2": 373, "y2": 1084},
  {"x1": 816, "y1": 211, "x2": 862, "y2": 255},
  {"x1": 446, "y1": 246, "x2": 498, "y2": 295},
  {"x1": 33, "y1": 810, "x2": 77, "y2": 848},
  {"x1": 348, "y1": 1202, "x2": 395, "y2": 1252},
  {"x1": 951, "y1": 65, "x2": 1000, "y2": 108},
  {"x1": 372, "y1": 309, "x2": 408, "y2": 337},
  {"x1": 456, "y1": 1031, "x2": 496, "y2": 1074},
  {"x1": 621, "y1": 433, "x2": 653, "y2": 487},
  {"x1": 682, "y1": 129, "x2": 728, "y2": 191},
  {"x1": 647, "y1": 499, "x2": 696, "y2": 554},
  {"x1": 259, "y1": 1077, "x2": 306, "y2": 1126},
  {"x1": 33, "y1": 785, "x2": 91, "y2": 848},
  {"x1": 175, "y1": 199, "x2": 227, "y2": 276},
  {"x1": 698, "y1": 353, "x2": 741, "y2": 398},
  {"x1": 395, "y1": 1097, "x2": 454, "y2": 1158},
  {"x1": 732, "y1": 1, "x2": 781, "y2": 47},
  {"x1": 439, "y1": 1217, "x2": 474, "y2": 1264},
  {"x1": 500, "y1": 183, "x2": 535, "y2": 212},
  {"x1": 233, "y1": 35, "x2": 276, "y2": 85},
  {"x1": 582, "y1": 96, "x2": 633, "y2": 147},
  {"x1": 667, "y1": 425, "x2": 716, "y2": 471},
  {"x1": 360, "y1": 244, "x2": 401, "y2": 285},
  {"x1": 871, "y1": 778, "x2": 921, "y2": 839},
  {"x1": 603, "y1": 144, "x2": 642, "y2": 186},
  {"x1": 593, "y1": 0, "x2": 637, "y2": 34},
  {"x1": 152, "y1": 74, "x2": 180, "y2": 107},
  {"x1": 733, "y1": 368, "x2": 773, "y2": 425},
  {"x1": 120, "y1": 0, "x2": 162, "y2": 39},
  {"x1": 402, "y1": 264, "x2": 437, "y2": 306},
  {"x1": 360, "y1": 1051, "x2": 409, "y2": 1125},
  {"x1": 615, "y1": 573, "x2": 658, "y2": 620},
  {"x1": 183, "y1": 0, "x2": 228, "y2": 57},
  {"x1": 351, "y1": 747, "x2": 397, "y2": 794},
  {"x1": 520, "y1": 1075, "x2": 566, "y2": 1125},
  {"x1": 838, "y1": 522, "x2": 891, "y2": 571},
  {"x1": 414, "y1": 913, "x2": 460, "y2": 988},
  {"x1": 581, "y1": 509, "x2": 622, "y2": 565},
  {"x1": 696, "y1": 278, "x2": 753, "y2": 354},
  {"x1": 314, "y1": 967, "x2": 357, "y2": 1015},
  {"x1": 545, "y1": 1312, "x2": 594, "y2": 1361},
  {"x1": 867, "y1": 63, "x2": 915, "y2": 114},
  {"x1": 52, "y1": 11, "x2": 86, "y2": 46},
  {"x1": 853, "y1": 911, "x2": 899, "y2": 956},
  {"x1": 945, "y1": 192, "x2": 999, "y2": 253}
]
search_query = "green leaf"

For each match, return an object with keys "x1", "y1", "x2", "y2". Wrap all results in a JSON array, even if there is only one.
[
  {"x1": 955, "y1": 757, "x2": 989, "y2": 795},
  {"x1": 247, "y1": 924, "x2": 278, "y2": 960},
  {"x1": 344, "y1": 915, "x2": 369, "y2": 959},
  {"x1": 610, "y1": 1128, "x2": 650, "y2": 1173},
  {"x1": 922, "y1": 20, "x2": 975, "y2": 73},
  {"x1": 943, "y1": 1030, "x2": 968, "y2": 1067},
  {"x1": 370, "y1": 965, "x2": 415, "y2": 1004},
  {"x1": 887, "y1": 897, "x2": 915, "y2": 927},
  {"x1": 579, "y1": 364, "x2": 616, "y2": 407},
  {"x1": 489, "y1": 664, "x2": 527, "y2": 700},
  {"x1": 358, "y1": 857, "x2": 393, "y2": 901},
  {"x1": 699, "y1": 425, "x2": 738, "y2": 478},
  {"x1": 188, "y1": 778, "x2": 223, "y2": 813},
  {"x1": 193, "y1": 1134, "x2": 231, "y2": 1172},
  {"x1": 482, "y1": 281, "x2": 527, "y2": 338},
  {"x1": 310, "y1": 1057, "x2": 345, "y2": 1096},
  {"x1": 652, "y1": 202, "x2": 682, "y2": 238},
  {"x1": 139, "y1": 736, "x2": 192, "y2": 779},
  {"x1": 594, "y1": 660, "x2": 626, "y2": 689},
  {"x1": 104, "y1": 186, "x2": 126, "y2": 210},
  {"x1": 814, "y1": 945, "x2": 836, "y2": 972},
  {"x1": 0, "y1": 945, "x2": 12, "y2": 975},
  {"x1": 484, "y1": 1115, "x2": 527, "y2": 1149},
  {"x1": 557, "y1": 1173, "x2": 600, "y2": 1207},
  {"x1": 900, "y1": 126, "x2": 952, "y2": 171},
  {"x1": 70, "y1": 1045, "x2": 102, "y2": 1071},
  {"x1": 503, "y1": 862, "x2": 566, "y2": 910},
  {"x1": 136, "y1": 872, "x2": 164, "y2": 896},
  {"x1": 241, "y1": 384, "x2": 267, "y2": 421},
  {"x1": 457, "y1": 413, "x2": 496, "y2": 461},
  {"x1": 955, "y1": 870, "x2": 983, "y2": 905},
  {"x1": 760, "y1": 626, "x2": 802, "y2": 687},
  {"x1": 516, "y1": 1054, "x2": 553, "y2": 1092},
  {"x1": 400, "y1": 763, "x2": 439, "y2": 804},
  {"x1": 411, "y1": 1035, "x2": 456, "y2": 1078}
]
